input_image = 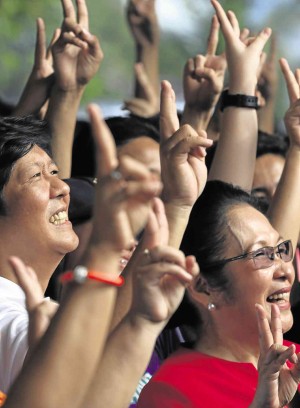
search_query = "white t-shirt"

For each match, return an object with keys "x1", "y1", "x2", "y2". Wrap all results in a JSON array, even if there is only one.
[{"x1": 0, "y1": 277, "x2": 28, "y2": 393}]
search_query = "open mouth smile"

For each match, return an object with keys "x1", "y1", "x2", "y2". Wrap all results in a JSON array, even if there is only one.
[{"x1": 49, "y1": 210, "x2": 69, "y2": 225}]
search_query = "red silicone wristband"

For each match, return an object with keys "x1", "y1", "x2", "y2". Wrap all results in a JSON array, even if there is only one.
[{"x1": 60, "y1": 266, "x2": 124, "y2": 287}]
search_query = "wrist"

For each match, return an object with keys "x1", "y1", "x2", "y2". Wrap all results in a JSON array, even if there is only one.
[
  {"x1": 228, "y1": 81, "x2": 257, "y2": 96},
  {"x1": 136, "y1": 43, "x2": 159, "y2": 56},
  {"x1": 287, "y1": 143, "x2": 300, "y2": 154},
  {"x1": 126, "y1": 310, "x2": 165, "y2": 338},
  {"x1": 219, "y1": 90, "x2": 259, "y2": 112},
  {"x1": 81, "y1": 243, "x2": 121, "y2": 273},
  {"x1": 52, "y1": 82, "x2": 86, "y2": 95},
  {"x1": 182, "y1": 106, "x2": 215, "y2": 130}
]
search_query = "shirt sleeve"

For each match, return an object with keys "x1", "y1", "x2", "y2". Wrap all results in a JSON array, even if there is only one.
[
  {"x1": 0, "y1": 307, "x2": 29, "y2": 393},
  {"x1": 137, "y1": 380, "x2": 194, "y2": 408}
]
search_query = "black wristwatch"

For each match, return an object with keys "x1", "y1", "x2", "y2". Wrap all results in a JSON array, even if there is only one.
[{"x1": 219, "y1": 90, "x2": 259, "y2": 112}]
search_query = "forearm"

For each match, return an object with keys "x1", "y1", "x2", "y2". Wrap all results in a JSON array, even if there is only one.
[
  {"x1": 13, "y1": 75, "x2": 53, "y2": 118},
  {"x1": 257, "y1": 98, "x2": 276, "y2": 134},
  {"x1": 5, "y1": 282, "x2": 117, "y2": 408},
  {"x1": 164, "y1": 204, "x2": 191, "y2": 249},
  {"x1": 208, "y1": 81, "x2": 258, "y2": 190},
  {"x1": 83, "y1": 312, "x2": 162, "y2": 408},
  {"x1": 267, "y1": 146, "x2": 300, "y2": 250},
  {"x1": 135, "y1": 44, "x2": 160, "y2": 97},
  {"x1": 109, "y1": 246, "x2": 143, "y2": 332},
  {"x1": 46, "y1": 86, "x2": 84, "y2": 179},
  {"x1": 181, "y1": 105, "x2": 216, "y2": 132}
]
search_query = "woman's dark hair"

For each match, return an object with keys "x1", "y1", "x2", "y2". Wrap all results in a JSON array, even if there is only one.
[
  {"x1": 167, "y1": 180, "x2": 265, "y2": 335},
  {"x1": 0, "y1": 115, "x2": 52, "y2": 215},
  {"x1": 181, "y1": 181, "x2": 264, "y2": 288}
]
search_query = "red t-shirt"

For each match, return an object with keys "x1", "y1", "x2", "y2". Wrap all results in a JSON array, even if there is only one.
[{"x1": 137, "y1": 341, "x2": 300, "y2": 408}]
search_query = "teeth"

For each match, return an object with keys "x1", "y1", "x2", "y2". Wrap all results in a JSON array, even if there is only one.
[
  {"x1": 49, "y1": 211, "x2": 68, "y2": 225},
  {"x1": 267, "y1": 292, "x2": 289, "y2": 302}
]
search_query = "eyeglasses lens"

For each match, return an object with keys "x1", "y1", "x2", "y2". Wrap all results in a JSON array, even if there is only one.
[
  {"x1": 277, "y1": 240, "x2": 293, "y2": 262},
  {"x1": 252, "y1": 240, "x2": 293, "y2": 269}
]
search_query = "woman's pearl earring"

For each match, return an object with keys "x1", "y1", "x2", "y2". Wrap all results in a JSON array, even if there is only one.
[{"x1": 207, "y1": 302, "x2": 216, "y2": 311}]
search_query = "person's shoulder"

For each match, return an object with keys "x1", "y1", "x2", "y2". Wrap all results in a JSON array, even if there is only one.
[
  {"x1": 0, "y1": 278, "x2": 27, "y2": 311},
  {"x1": 152, "y1": 347, "x2": 211, "y2": 382}
]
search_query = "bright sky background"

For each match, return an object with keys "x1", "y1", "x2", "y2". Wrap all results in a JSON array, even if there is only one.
[{"x1": 106, "y1": 0, "x2": 299, "y2": 119}]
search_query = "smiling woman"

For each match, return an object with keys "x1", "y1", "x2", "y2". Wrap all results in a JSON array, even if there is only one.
[
  {"x1": 137, "y1": 180, "x2": 300, "y2": 408},
  {"x1": 0, "y1": 115, "x2": 79, "y2": 394}
]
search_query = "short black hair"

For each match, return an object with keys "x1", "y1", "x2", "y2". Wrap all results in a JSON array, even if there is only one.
[
  {"x1": 105, "y1": 115, "x2": 160, "y2": 145},
  {"x1": 256, "y1": 130, "x2": 289, "y2": 158},
  {"x1": 0, "y1": 115, "x2": 52, "y2": 214},
  {"x1": 71, "y1": 115, "x2": 160, "y2": 177}
]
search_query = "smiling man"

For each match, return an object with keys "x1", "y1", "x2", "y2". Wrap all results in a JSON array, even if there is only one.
[{"x1": 0, "y1": 116, "x2": 79, "y2": 393}]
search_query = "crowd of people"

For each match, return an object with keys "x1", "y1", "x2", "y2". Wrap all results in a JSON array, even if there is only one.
[{"x1": 0, "y1": 0, "x2": 300, "y2": 407}]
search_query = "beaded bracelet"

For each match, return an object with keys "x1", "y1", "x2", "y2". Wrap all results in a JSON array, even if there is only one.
[{"x1": 60, "y1": 265, "x2": 124, "y2": 287}]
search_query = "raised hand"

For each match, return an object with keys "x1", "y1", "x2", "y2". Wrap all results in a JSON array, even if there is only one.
[
  {"x1": 51, "y1": 0, "x2": 103, "y2": 91},
  {"x1": 251, "y1": 303, "x2": 300, "y2": 407},
  {"x1": 85, "y1": 104, "x2": 162, "y2": 263},
  {"x1": 130, "y1": 203, "x2": 199, "y2": 325},
  {"x1": 258, "y1": 35, "x2": 279, "y2": 102},
  {"x1": 126, "y1": 0, "x2": 159, "y2": 47},
  {"x1": 208, "y1": 0, "x2": 271, "y2": 190},
  {"x1": 13, "y1": 19, "x2": 60, "y2": 117},
  {"x1": 211, "y1": 0, "x2": 271, "y2": 94},
  {"x1": 123, "y1": 62, "x2": 160, "y2": 117},
  {"x1": 160, "y1": 80, "x2": 213, "y2": 208},
  {"x1": 183, "y1": 15, "x2": 226, "y2": 117},
  {"x1": 8, "y1": 256, "x2": 58, "y2": 351},
  {"x1": 280, "y1": 58, "x2": 300, "y2": 147}
]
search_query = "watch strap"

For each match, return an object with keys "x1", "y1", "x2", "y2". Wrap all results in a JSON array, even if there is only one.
[{"x1": 220, "y1": 90, "x2": 259, "y2": 112}]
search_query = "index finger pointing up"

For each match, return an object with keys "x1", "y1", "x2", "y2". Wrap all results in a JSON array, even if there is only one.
[
  {"x1": 61, "y1": 0, "x2": 76, "y2": 20},
  {"x1": 159, "y1": 80, "x2": 179, "y2": 142},
  {"x1": 87, "y1": 104, "x2": 118, "y2": 177},
  {"x1": 206, "y1": 15, "x2": 219, "y2": 56}
]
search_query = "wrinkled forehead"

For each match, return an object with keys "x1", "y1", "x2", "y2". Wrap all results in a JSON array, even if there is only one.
[
  {"x1": 225, "y1": 204, "x2": 279, "y2": 254},
  {"x1": 10, "y1": 145, "x2": 55, "y2": 179}
]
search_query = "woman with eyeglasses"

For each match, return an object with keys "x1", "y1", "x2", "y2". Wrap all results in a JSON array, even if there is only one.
[{"x1": 137, "y1": 180, "x2": 300, "y2": 407}]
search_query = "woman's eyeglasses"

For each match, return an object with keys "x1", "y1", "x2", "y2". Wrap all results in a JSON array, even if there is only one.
[{"x1": 206, "y1": 240, "x2": 293, "y2": 270}]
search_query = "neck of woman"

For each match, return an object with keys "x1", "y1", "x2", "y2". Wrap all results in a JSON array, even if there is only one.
[{"x1": 192, "y1": 318, "x2": 260, "y2": 368}]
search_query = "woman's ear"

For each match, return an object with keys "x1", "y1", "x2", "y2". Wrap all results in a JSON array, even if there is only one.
[{"x1": 187, "y1": 275, "x2": 210, "y2": 306}]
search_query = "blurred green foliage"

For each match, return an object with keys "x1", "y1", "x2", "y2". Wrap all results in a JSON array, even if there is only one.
[{"x1": 0, "y1": 0, "x2": 299, "y2": 124}]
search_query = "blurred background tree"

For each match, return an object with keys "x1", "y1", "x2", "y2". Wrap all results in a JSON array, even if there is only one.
[{"x1": 0, "y1": 0, "x2": 299, "y2": 124}]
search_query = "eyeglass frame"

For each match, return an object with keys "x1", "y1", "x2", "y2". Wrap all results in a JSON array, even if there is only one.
[{"x1": 204, "y1": 239, "x2": 293, "y2": 270}]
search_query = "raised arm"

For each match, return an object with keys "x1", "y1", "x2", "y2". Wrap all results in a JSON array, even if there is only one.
[
  {"x1": 123, "y1": 62, "x2": 160, "y2": 118},
  {"x1": 45, "y1": 0, "x2": 103, "y2": 179},
  {"x1": 181, "y1": 15, "x2": 227, "y2": 132},
  {"x1": 104, "y1": 79, "x2": 212, "y2": 333},
  {"x1": 4, "y1": 104, "x2": 160, "y2": 408},
  {"x1": 126, "y1": 0, "x2": 160, "y2": 99},
  {"x1": 208, "y1": 0, "x2": 271, "y2": 190},
  {"x1": 83, "y1": 199, "x2": 199, "y2": 408},
  {"x1": 257, "y1": 35, "x2": 279, "y2": 135},
  {"x1": 160, "y1": 80, "x2": 213, "y2": 248},
  {"x1": 109, "y1": 195, "x2": 169, "y2": 332},
  {"x1": 267, "y1": 58, "x2": 300, "y2": 253},
  {"x1": 12, "y1": 19, "x2": 59, "y2": 118}
]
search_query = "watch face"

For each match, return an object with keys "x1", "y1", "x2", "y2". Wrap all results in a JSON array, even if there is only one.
[{"x1": 73, "y1": 265, "x2": 88, "y2": 283}]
